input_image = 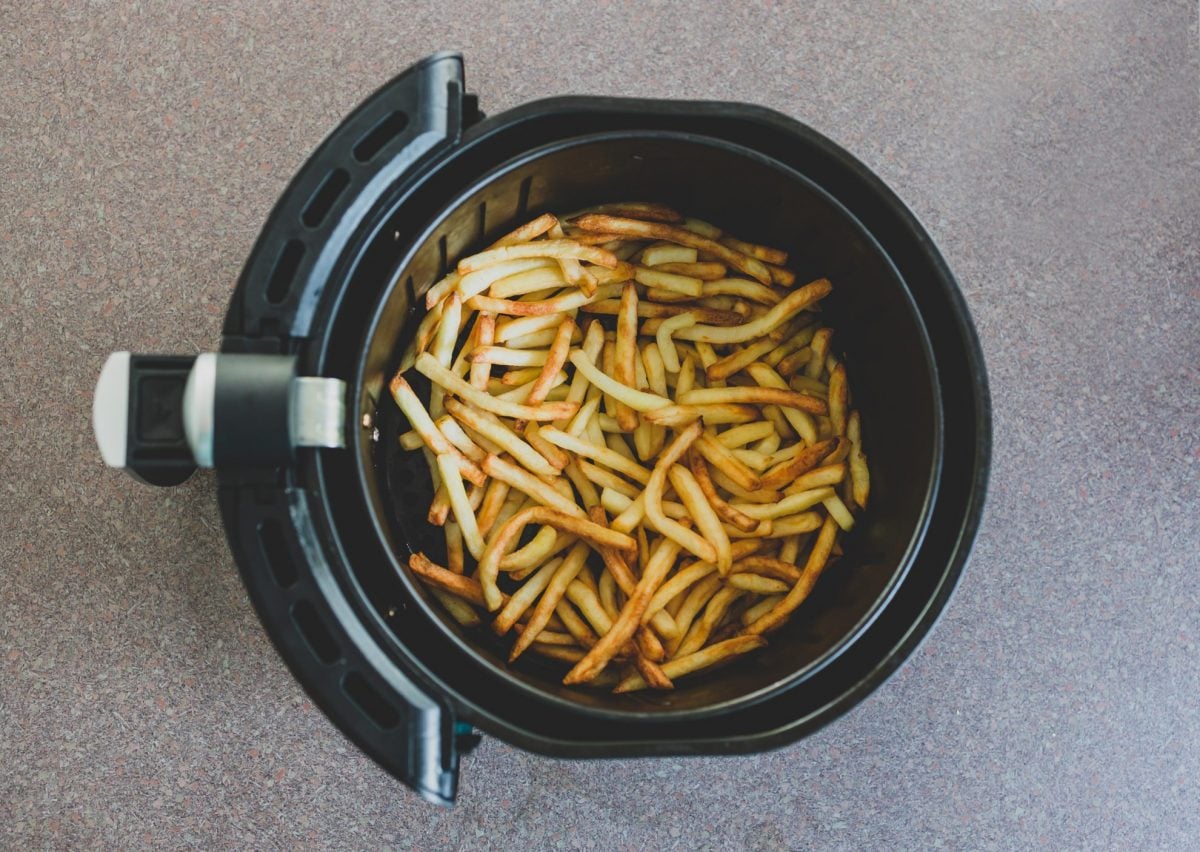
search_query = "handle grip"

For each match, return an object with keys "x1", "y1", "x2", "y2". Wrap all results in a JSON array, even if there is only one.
[{"x1": 94, "y1": 352, "x2": 346, "y2": 485}]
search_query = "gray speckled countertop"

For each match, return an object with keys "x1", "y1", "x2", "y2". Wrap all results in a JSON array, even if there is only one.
[{"x1": 2, "y1": 1, "x2": 1198, "y2": 848}]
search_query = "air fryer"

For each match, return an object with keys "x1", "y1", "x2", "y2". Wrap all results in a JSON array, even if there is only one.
[{"x1": 92, "y1": 53, "x2": 990, "y2": 805}]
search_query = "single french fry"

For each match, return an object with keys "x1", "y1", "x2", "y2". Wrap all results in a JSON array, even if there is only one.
[
  {"x1": 499, "y1": 525, "x2": 561, "y2": 572},
  {"x1": 468, "y1": 282, "x2": 622, "y2": 317},
  {"x1": 409, "y1": 552, "x2": 495, "y2": 609},
  {"x1": 678, "y1": 385, "x2": 827, "y2": 415},
  {"x1": 442, "y1": 520, "x2": 466, "y2": 575},
  {"x1": 644, "y1": 561, "x2": 718, "y2": 624},
  {"x1": 847, "y1": 410, "x2": 870, "y2": 509},
  {"x1": 521, "y1": 315, "x2": 576, "y2": 421},
  {"x1": 642, "y1": 244, "x2": 698, "y2": 266},
  {"x1": 731, "y1": 487, "x2": 835, "y2": 520},
  {"x1": 781, "y1": 464, "x2": 847, "y2": 495},
  {"x1": 538, "y1": 426, "x2": 653, "y2": 485},
  {"x1": 643, "y1": 403, "x2": 760, "y2": 428},
  {"x1": 585, "y1": 299, "x2": 742, "y2": 326},
  {"x1": 634, "y1": 266, "x2": 703, "y2": 297},
  {"x1": 614, "y1": 283, "x2": 640, "y2": 431},
  {"x1": 828, "y1": 362, "x2": 848, "y2": 436},
  {"x1": 475, "y1": 477, "x2": 511, "y2": 537},
  {"x1": 642, "y1": 422, "x2": 715, "y2": 564},
  {"x1": 654, "y1": 312, "x2": 696, "y2": 374},
  {"x1": 715, "y1": 421, "x2": 775, "y2": 449},
  {"x1": 807, "y1": 328, "x2": 833, "y2": 379},
  {"x1": 654, "y1": 261, "x2": 726, "y2": 280},
  {"x1": 597, "y1": 567, "x2": 620, "y2": 621},
  {"x1": 567, "y1": 201, "x2": 684, "y2": 223},
  {"x1": 705, "y1": 337, "x2": 780, "y2": 382},
  {"x1": 487, "y1": 212, "x2": 558, "y2": 248},
  {"x1": 822, "y1": 493, "x2": 856, "y2": 531},
  {"x1": 566, "y1": 350, "x2": 672, "y2": 413},
  {"x1": 727, "y1": 512, "x2": 821, "y2": 538},
  {"x1": 727, "y1": 573, "x2": 789, "y2": 595},
  {"x1": 702, "y1": 278, "x2": 782, "y2": 305},
  {"x1": 524, "y1": 423, "x2": 570, "y2": 471},
  {"x1": 719, "y1": 234, "x2": 787, "y2": 265}
]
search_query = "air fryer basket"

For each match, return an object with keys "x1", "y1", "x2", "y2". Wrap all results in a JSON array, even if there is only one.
[{"x1": 356, "y1": 133, "x2": 942, "y2": 716}]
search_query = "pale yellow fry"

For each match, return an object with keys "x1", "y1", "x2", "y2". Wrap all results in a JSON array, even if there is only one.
[
  {"x1": 469, "y1": 346, "x2": 549, "y2": 367},
  {"x1": 654, "y1": 312, "x2": 696, "y2": 374},
  {"x1": 565, "y1": 580, "x2": 613, "y2": 635},
  {"x1": 727, "y1": 573, "x2": 790, "y2": 595},
  {"x1": 436, "y1": 454, "x2": 484, "y2": 559},
  {"x1": 822, "y1": 493, "x2": 856, "y2": 531},
  {"x1": 495, "y1": 313, "x2": 562, "y2": 343},
  {"x1": 731, "y1": 487, "x2": 836, "y2": 520},
  {"x1": 716, "y1": 421, "x2": 776, "y2": 449},
  {"x1": 634, "y1": 266, "x2": 703, "y2": 297},
  {"x1": 538, "y1": 426, "x2": 652, "y2": 485},
  {"x1": 468, "y1": 311, "x2": 495, "y2": 389},
  {"x1": 455, "y1": 258, "x2": 555, "y2": 302},
  {"x1": 642, "y1": 244, "x2": 697, "y2": 265},
  {"x1": 398, "y1": 429, "x2": 424, "y2": 450},
  {"x1": 415, "y1": 352, "x2": 577, "y2": 421},
  {"x1": 705, "y1": 336, "x2": 780, "y2": 382},
  {"x1": 467, "y1": 282, "x2": 622, "y2": 317},
  {"x1": 668, "y1": 465, "x2": 732, "y2": 575},
  {"x1": 671, "y1": 279, "x2": 831, "y2": 344},
  {"x1": 428, "y1": 292, "x2": 462, "y2": 417},
  {"x1": 740, "y1": 594, "x2": 785, "y2": 626},
  {"x1": 498, "y1": 525, "x2": 560, "y2": 571},
  {"x1": 727, "y1": 511, "x2": 822, "y2": 538},
  {"x1": 495, "y1": 371, "x2": 567, "y2": 403},
  {"x1": 457, "y1": 239, "x2": 618, "y2": 274},
  {"x1": 487, "y1": 264, "x2": 566, "y2": 299}
]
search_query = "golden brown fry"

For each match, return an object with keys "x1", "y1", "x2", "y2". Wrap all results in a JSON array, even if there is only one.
[
  {"x1": 828, "y1": 362, "x2": 848, "y2": 436},
  {"x1": 702, "y1": 278, "x2": 783, "y2": 305},
  {"x1": 468, "y1": 282, "x2": 623, "y2": 317},
  {"x1": 597, "y1": 567, "x2": 620, "y2": 621},
  {"x1": 704, "y1": 337, "x2": 781, "y2": 382},
  {"x1": 733, "y1": 555, "x2": 803, "y2": 583},
  {"x1": 781, "y1": 463, "x2": 847, "y2": 495},
  {"x1": 744, "y1": 515, "x2": 839, "y2": 635},
  {"x1": 653, "y1": 261, "x2": 727, "y2": 280},
  {"x1": 468, "y1": 311, "x2": 495, "y2": 389},
  {"x1": 642, "y1": 403, "x2": 761, "y2": 428},
  {"x1": 475, "y1": 478, "x2": 511, "y2": 537},
  {"x1": 678, "y1": 385, "x2": 828, "y2": 415},
  {"x1": 807, "y1": 328, "x2": 833, "y2": 379},
  {"x1": 568, "y1": 201, "x2": 684, "y2": 223},
  {"x1": 444, "y1": 521, "x2": 465, "y2": 574},
  {"x1": 487, "y1": 212, "x2": 558, "y2": 248},
  {"x1": 777, "y1": 347, "x2": 813, "y2": 377},
  {"x1": 573, "y1": 215, "x2": 772, "y2": 283},
  {"x1": 719, "y1": 234, "x2": 787, "y2": 265},
  {"x1": 409, "y1": 552, "x2": 497, "y2": 609},
  {"x1": 524, "y1": 423, "x2": 570, "y2": 471},
  {"x1": 492, "y1": 556, "x2": 563, "y2": 636},
  {"x1": 480, "y1": 454, "x2": 585, "y2": 518}
]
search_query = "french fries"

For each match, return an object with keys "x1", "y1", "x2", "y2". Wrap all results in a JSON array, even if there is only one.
[{"x1": 391, "y1": 204, "x2": 869, "y2": 692}]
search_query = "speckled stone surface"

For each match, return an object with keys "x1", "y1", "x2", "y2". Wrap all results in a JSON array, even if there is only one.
[{"x1": 2, "y1": 1, "x2": 1198, "y2": 848}]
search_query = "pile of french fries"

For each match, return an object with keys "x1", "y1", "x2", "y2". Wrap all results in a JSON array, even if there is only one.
[{"x1": 391, "y1": 202, "x2": 869, "y2": 692}]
